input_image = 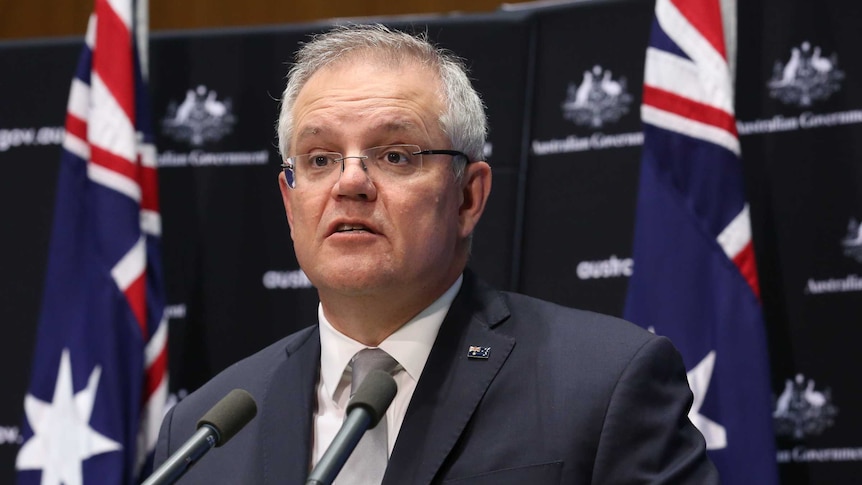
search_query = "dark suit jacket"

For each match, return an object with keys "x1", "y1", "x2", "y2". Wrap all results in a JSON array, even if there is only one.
[{"x1": 154, "y1": 273, "x2": 718, "y2": 484}]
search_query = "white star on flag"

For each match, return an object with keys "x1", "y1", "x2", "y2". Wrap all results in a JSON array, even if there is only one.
[
  {"x1": 16, "y1": 348, "x2": 122, "y2": 485},
  {"x1": 686, "y1": 350, "x2": 727, "y2": 450}
]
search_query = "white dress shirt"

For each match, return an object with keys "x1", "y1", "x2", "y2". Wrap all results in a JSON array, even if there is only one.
[{"x1": 311, "y1": 276, "x2": 463, "y2": 465}]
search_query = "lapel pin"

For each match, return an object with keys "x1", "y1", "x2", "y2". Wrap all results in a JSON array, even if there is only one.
[{"x1": 467, "y1": 345, "x2": 491, "y2": 359}]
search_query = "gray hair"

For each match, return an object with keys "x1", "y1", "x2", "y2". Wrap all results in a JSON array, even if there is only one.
[{"x1": 276, "y1": 24, "x2": 488, "y2": 175}]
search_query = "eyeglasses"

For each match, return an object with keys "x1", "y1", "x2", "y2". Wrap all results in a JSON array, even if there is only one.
[{"x1": 281, "y1": 144, "x2": 471, "y2": 189}]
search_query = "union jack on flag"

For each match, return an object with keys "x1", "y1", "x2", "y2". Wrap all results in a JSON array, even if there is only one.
[
  {"x1": 467, "y1": 346, "x2": 491, "y2": 359},
  {"x1": 15, "y1": 1, "x2": 168, "y2": 484},
  {"x1": 624, "y1": 0, "x2": 779, "y2": 483}
]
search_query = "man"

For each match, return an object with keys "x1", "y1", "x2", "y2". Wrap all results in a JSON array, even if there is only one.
[{"x1": 154, "y1": 24, "x2": 718, "y2": 484}]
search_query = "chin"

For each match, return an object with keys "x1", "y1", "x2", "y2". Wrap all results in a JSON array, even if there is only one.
[{"x1": 311, "y1": 267, "x2": 395, "y2": 295}]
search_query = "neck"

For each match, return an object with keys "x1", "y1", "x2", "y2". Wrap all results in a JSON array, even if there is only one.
[{"x1": 318, "y1": 274, "x2": 461, "y2": 346}]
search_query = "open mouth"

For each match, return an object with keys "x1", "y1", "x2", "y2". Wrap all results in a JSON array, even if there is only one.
[{"x1": 334, "y1": 223, "x2": 374, "y2": 234}]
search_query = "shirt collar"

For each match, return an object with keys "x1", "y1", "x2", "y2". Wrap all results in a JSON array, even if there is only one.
[{"x1": 318, "y1": 275, "x2": 463, "y2": 400}]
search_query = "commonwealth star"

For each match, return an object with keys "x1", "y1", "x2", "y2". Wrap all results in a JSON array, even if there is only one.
[{"x1": 17, "y1": 348, "x2": 122, "y2": 485}]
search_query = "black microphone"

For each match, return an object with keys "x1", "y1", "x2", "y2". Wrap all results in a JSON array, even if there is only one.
[
  {"x1": 143, "y1": 389, "x2": 258, "y2": 485},
  {"x1": 306, "y1": 370, "x2": 397, "y2": 485}
]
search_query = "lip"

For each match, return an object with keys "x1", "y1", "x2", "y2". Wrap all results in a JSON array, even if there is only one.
[{"x1": 326, "y1": 219, "x2": 380, "y2": 237}]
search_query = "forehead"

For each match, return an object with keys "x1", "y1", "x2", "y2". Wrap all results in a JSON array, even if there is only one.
[{"x1": 290, "y1": 56, "x2": 446, "y2": 146}]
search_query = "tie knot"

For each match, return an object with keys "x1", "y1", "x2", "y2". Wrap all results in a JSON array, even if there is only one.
[{"x1": 350, "y1": 348, "x2": 398, "y2": 396}]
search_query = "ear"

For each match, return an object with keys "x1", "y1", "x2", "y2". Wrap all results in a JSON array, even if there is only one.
[
  {"x1": 457, "y1": 161, "x2": 492, "y2": 239},
  {"x1": 278, "y1": 172, "x2": 295, "y2": 238}
]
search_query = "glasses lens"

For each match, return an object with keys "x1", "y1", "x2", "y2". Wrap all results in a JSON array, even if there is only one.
[
  {"x1": 283, "y1": 165, "x2": 297, "y2": 188},
  {"x1": 293, "y1": 153, "x2": 341, "y2": 186},
  {"x1": 364, "y1": 145, "x2": 421, "y2": 176},
  {"x1": 288, "y1": 145, "x2": 425, "y2": 187}
]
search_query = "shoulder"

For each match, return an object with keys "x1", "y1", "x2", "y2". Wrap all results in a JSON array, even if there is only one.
[
  {"x1": 460, "y1": 272, "x2": 672, "y2": 376},
  {"x1": 472, "y1": 285, "x2": 690, "y2": 402},
  {"x1": 496, "y1": 289, "x2": 660, "y2": 355},
  {"x1": 165, "y1": 325, "x2": 317, "y2": 429},
  {"x1": 154, "y1": 325, "x2": 318, "y2": 466}
]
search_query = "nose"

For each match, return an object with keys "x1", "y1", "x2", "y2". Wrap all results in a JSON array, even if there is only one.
[
  {"x1": 339, "y1": 156, "x2": 368, "y2": 174},
  {"x1": 333, "y1": 156, "x2": 377, "y2": 200}
]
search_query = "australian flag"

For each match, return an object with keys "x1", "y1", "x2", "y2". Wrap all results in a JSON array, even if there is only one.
[
  {"x1": 623, "y1": 0, "x2": 779, "y2": 483},
  {"x1": 15, "y1": 1, "x2": 168, "y2": 484}
]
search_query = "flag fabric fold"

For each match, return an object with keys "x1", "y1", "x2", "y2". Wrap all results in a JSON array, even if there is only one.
[
  {"x1": 16, "y1": 0, "x2": 167, "y2": 483},
  {"x1": 624, "y1": 0, "x2": 778, "y2": 483}
]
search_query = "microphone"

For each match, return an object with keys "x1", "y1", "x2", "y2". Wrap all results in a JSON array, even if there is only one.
[
  {"x1": 306, "y1": 370, "x2": 397, "y2": 485},
  {"x1": 143, "y1": 389, "x2": 258, "y2": 485}
]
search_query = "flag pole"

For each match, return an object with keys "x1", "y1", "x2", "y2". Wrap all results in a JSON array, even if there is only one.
[{"x1": 136, "y1": 0, "x2": 149, "y2": 81}]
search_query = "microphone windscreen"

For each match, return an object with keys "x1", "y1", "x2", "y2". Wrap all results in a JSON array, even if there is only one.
[
  {"x1": 346, "y1": 370, "x2": 397, "y2": 427},
  {"x1": 196, "y1": 389, "x2": 258, "y2": 446}
]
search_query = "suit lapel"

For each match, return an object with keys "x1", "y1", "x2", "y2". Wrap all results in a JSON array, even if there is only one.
[
  {"x1": 384, "y1": 274, "x2": 514, "y2": 485},
  {"x1": 260, "y1": 327, "x2": 320, "y2": 484}
]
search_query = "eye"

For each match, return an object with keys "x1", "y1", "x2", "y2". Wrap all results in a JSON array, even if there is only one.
[
  {"x1": 382, "y1": 149, "x2": 411, "y2": 165},
  {"x1": 311, "y1": 155, "x2": 331, "y2": 167}
]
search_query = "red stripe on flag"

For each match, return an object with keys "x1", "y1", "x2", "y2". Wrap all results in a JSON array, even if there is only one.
[
  {"x1": 124, "y1": 273, "x2": 148, "y2": 334},
  {"x1": 65, "y1": 113, "x2": 88, "y2": 141},
  {"x1": 643, "y1": 84, "x2": 738, "y2": 137},
  {"x1": 144, "y1": 344, "x2": 168, "y2": 400},
  {"x1": 669, "y1": 0, "x2": 726, "y2": 59},
  {"x1": 94, "y1": 0, "x2": 135, "y2": 121},
  {"x1": 140, "y1": 165, "x2": 160, "y2": 212},
  {"x1": 91, "y1": 145, "x2": 138, "y2": 181},
  {"x1": 732, "y1": 241, "x2": 760, "y2": 300}
]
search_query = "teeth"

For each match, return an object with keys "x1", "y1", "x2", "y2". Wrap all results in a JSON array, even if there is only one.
[{"x1": 336, "y1": 223, "x2": 368, "y2": 232}]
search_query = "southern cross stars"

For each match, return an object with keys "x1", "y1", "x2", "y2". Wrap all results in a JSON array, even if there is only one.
[{"x1": 687, "y1": 350, "x2": 727, "y2": 450}]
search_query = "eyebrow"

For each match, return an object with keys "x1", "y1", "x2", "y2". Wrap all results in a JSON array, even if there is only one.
[
  {"x1": 375, "y1": 120, "x2": 417, "y2": 132},
  {"x1": 295, "y1": 119, "x2": 422, "y2": 144},
  {"x1": 296, "y1": 126, "x2": 321, "y2": 142}
]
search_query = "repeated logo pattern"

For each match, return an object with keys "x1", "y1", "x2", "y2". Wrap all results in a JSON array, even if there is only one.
[
  {"x1": 768, "y1": 42, "x2": 844, "y2": 107},
  {"x1": 162, "y1": 85, "x2": 236, "y2": 146},
  {"x1": 774, "y1": 374, "x2": 838, "y2": 440},
  {"x1": 842, "y1": 218, "x2": 862, "y2": 264},
  {"x1": 562, "y1": 65, "x2": 633, "y2": 128}
]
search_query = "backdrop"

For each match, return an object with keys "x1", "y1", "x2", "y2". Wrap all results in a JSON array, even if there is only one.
[{"x1": 1, "y1": 0, "x2": 861, "y2": 483}]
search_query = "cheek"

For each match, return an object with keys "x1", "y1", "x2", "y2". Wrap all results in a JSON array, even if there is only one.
[
  {"x1": 289, "y1": 194, "x2": 326, "y2": 237},
  {"x1": 394, "y1": 190, "x2": 458, "y2": 244}
]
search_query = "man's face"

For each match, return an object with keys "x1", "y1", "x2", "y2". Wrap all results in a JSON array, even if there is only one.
[{"x1": 279, "y1": 57, "x2": 487, "y2": 305}]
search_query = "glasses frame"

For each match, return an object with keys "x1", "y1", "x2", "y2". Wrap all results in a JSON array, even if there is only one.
[{"x1": 280, "y1": 145, "x2": 473, "y2": 189}]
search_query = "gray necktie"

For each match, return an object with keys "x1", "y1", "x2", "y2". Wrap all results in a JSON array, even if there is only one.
[{"x1": 334, "y1": 348, "x2": 399, "y2": 485}]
